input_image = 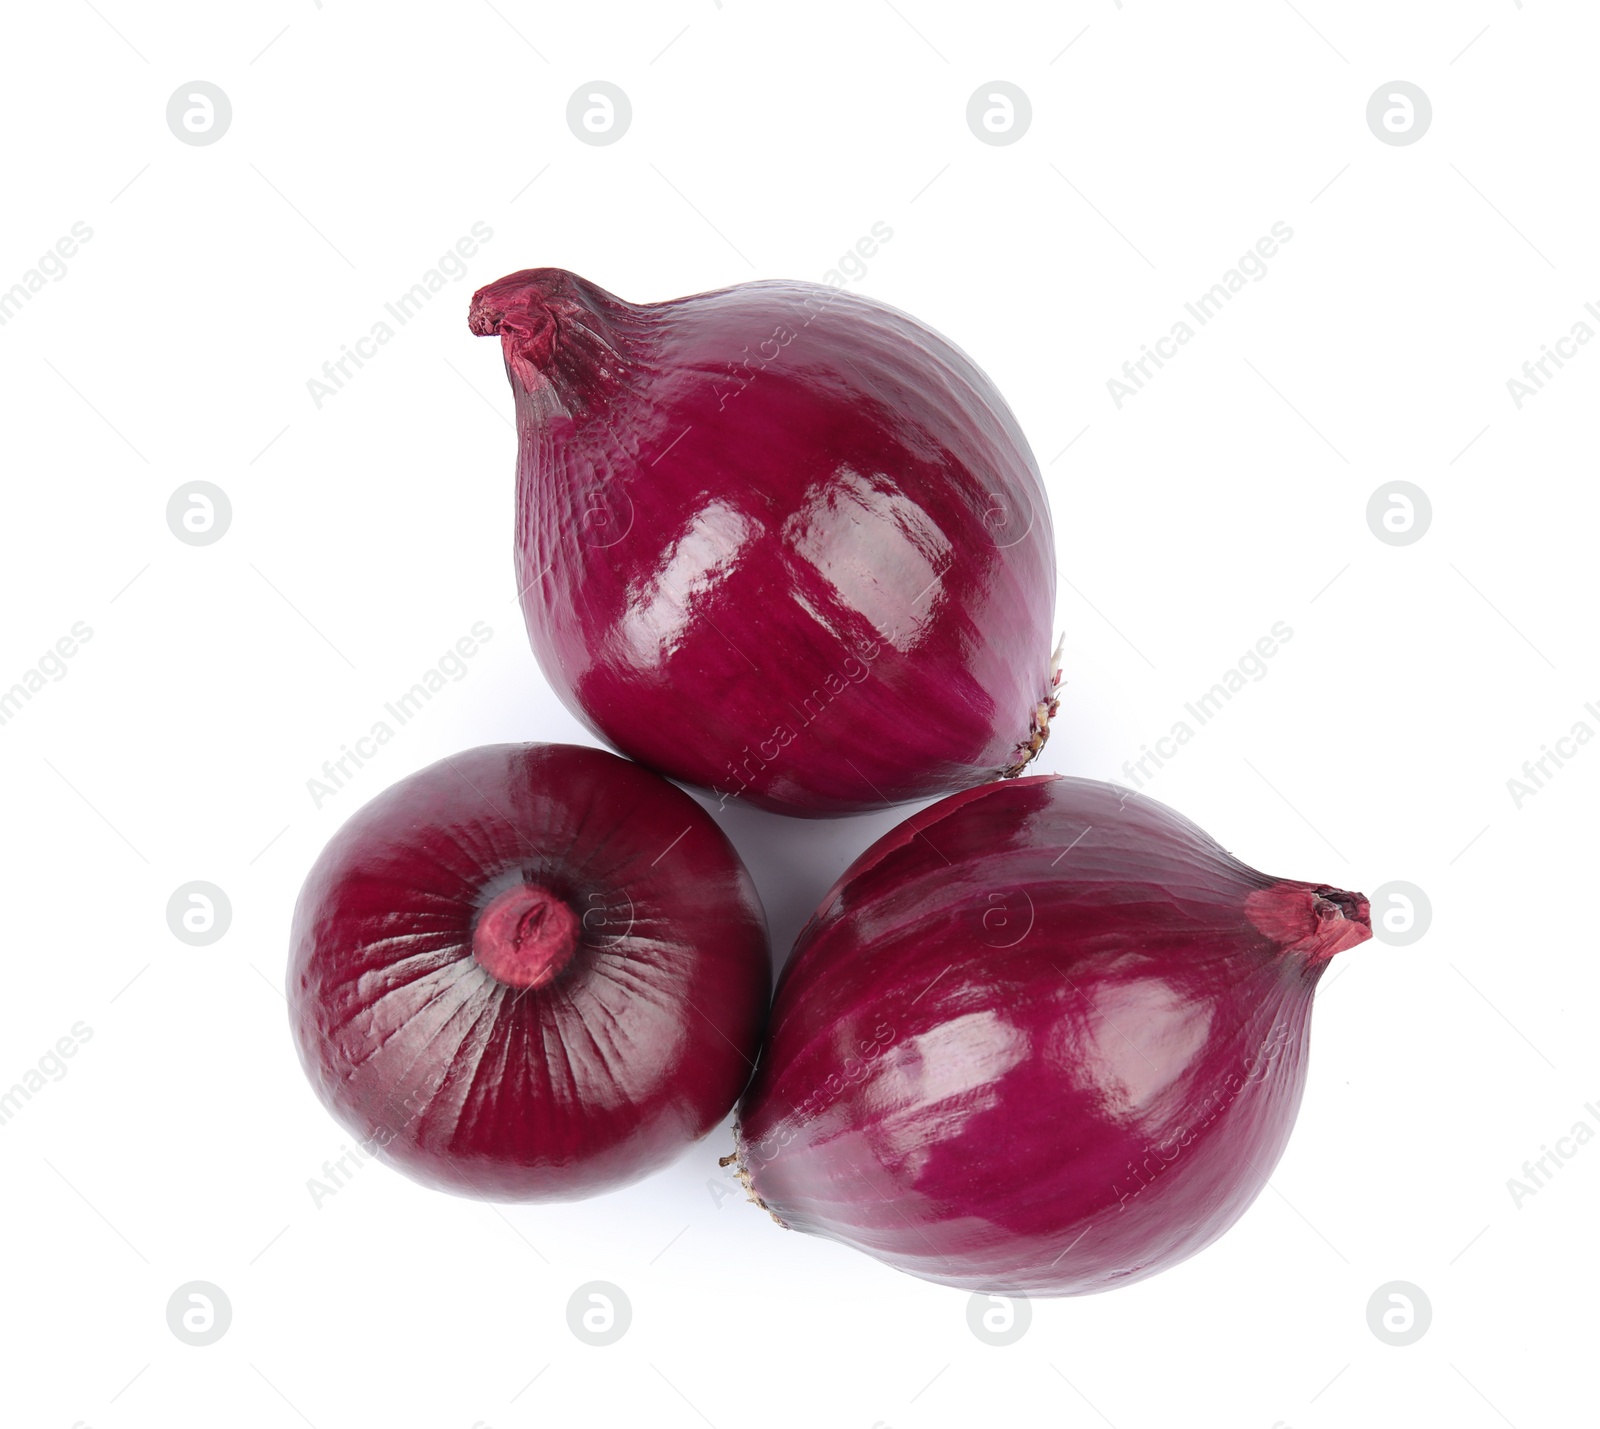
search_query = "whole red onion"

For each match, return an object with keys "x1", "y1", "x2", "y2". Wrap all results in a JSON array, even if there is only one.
[
  {"x1": 468, "y1": 268, "x2": 1058, "y2": 817},
  {"x1": 289, "y1": 743, "x2": 769, "y2": 1201},
  {"x1": 731, "y1": 776, "x2": 1370, "y2": 1294}
]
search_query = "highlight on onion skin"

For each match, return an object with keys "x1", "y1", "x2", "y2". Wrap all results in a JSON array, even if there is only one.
[
  {"x1": 469, "y1": 267, "x2": 1058, "y2": 818},
  {"x1": 731, "y1": 776, "x2": 1370, "y2": 1295},
  {"x1": 288, "y1": 743, "x2": 769, "y2": 1202}
]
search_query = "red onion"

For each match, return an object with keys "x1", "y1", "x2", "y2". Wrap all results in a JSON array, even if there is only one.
[
  {"x1": 730, "y1": 776, "x2": 1370, "y2": 1294},
  {"x1": 468, "y1": 268, "x2": 1058, "y2": 816},
  {"x1": 289, "y1": 742, "x2": 769, "y2": 1201}
]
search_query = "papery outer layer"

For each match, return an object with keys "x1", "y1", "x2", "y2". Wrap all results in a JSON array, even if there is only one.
[
  {"x1": 734, "y1": 776, "x2": 1370, "y2": 1294},
  {"x1": 289, "y1": 743, "x2": 770, "y2": 1202},
  {"x1": 470, "y1": 268, "x2": 1058, "y2": 816}
]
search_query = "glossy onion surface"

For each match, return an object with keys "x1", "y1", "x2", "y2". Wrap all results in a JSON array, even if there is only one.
[
  {"x1": 469, "y1": 268, "x2": 1058, "y2": 817},
  {"x1": 289, "y1": 743, "x2": 769, "y2": 1202},
  {"x1": 734, "y1": 776, "x2": 1370, "y2": 1294}
]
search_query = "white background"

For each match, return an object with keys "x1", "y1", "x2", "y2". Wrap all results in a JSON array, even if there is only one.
[{"x1": 1, "y1": 2, "x2": 1593, "y2": 1426}]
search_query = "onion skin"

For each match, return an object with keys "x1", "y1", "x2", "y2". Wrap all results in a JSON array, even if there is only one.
[
  {"x1": 289, "y1": 743, "x2": 769, "y2": 1202},
  {"x1": 469, "y1": 268, "x2": 1058, "y2": 817},
  {"x1": 733, "y1": 776, "x2": 1370, "y2": 1294}
]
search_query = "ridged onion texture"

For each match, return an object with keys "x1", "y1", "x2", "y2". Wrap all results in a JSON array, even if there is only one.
[
  {"x1": 470, "y1": 267, "x2": 1058, "y2": 817},
  {"x1": 289, "y1": 743, "x2": 769, "y2": 1202},
  {"x1": 733, "y1": 775, "x2": 1370, "y2": 1294}
]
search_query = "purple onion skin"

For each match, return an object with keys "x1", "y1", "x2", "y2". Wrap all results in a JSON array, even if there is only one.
[
  {"x1": 734, "y1": 776, "x2": 1370, "y2": 1295},
  {"x1": 289, "y1": 743, "x2": 769, "y2": 1202},
  {"x1": 469, "y1": 268, "x2": 1057, "y2": 817}
]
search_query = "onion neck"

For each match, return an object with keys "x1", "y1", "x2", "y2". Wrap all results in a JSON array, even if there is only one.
[
  {"x1": 468, "y1": 267, "x2": 649, "y2": 411},
  {"x1": 472, "y1": 881, "x2": 581, "y2": 989},
  {"x1": 1245, "y1": 880, "x2": 1372, "y2": 967}
]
